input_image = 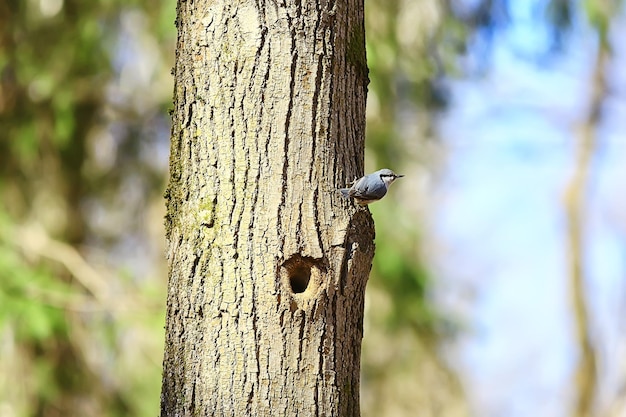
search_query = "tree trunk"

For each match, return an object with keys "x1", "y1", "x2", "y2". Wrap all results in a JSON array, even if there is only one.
[
  {"x1": 564, "y1": 29, "x2": 607, "y2": 417},
  {"x1": 160, "y1": 0, "x2": 373, "y2": 415}
]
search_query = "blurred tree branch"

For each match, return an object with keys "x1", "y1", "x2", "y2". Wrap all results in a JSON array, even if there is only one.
[
  {"x1": 563, "y1": 33, "x2": 609, "y2": 417},
  {"x1": 14, "y1": 223, "x2": 109, "y2": 303},
  {"x1": 11, "y1": 222, "x2": 161, "y2": 313},
  {"x1": 0, "y1": 1, "x2": 172, "y2": 416}
]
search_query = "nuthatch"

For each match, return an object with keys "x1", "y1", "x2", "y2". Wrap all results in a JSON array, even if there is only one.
[{"x1": 339, "y1": 169, "x2": 404, "y2": 206}]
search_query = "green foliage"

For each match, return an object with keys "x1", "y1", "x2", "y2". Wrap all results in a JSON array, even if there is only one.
[
  {"x1": 364, "y1": 0, "x2": 461, "y2": 335},
  {"x1": 0, "y1": 0, "x2": 173, "y2": 416},
  {"x1": 368, "y1": 201, "x2": 440, "y2": 334},
  {"x1": 0, "y1": 213, "x2": 71, "y2": 416},
  {"x1": 582, "y1": 0, "x2": 621, "y2": 46},
  {"x1": 0, "y1": 214, "x2": 67, "y2": 341}
]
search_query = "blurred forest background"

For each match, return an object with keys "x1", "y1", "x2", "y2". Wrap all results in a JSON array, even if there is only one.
[{"x1": 1, "y1": 0, "x2": 625, "y2": 416}]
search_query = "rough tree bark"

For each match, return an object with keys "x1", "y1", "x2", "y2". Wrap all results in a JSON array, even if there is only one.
[{"x1": 160, "y1": 0, "x2": 373, "y2": 416}]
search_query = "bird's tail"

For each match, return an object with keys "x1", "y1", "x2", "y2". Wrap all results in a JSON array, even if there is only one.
[{"x1": 339, "y1": 188, "x2": 351, "y2": 199}]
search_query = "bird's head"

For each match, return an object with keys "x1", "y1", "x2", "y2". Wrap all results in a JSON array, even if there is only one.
[{"x1": 378, "y1": 169, "x2": 404, "y2": 186}]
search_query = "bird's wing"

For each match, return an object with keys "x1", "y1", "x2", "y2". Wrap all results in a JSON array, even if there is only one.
[
  {"x1": 349, "y1": 187, "x2": 367, "y2": 198},
  {"x1": 349, "y1": 178, "x2": 376, "y2": 198},
  {"x1": 355, "y1": 179, "x2": 387, "y2": 199},
  {"x1": 347, "y1": 177, "x2": 366, "y2": 198}
]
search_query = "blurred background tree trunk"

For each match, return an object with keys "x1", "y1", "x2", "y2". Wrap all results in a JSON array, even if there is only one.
[
  {"x1": 160, "y1": 0, "x2": 374, "y2": 415},
  {"x1": 564, "y1": 21, "x2": 610, "y2": 417}
]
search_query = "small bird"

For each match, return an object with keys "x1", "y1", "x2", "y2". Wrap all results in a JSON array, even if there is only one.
[{"x1": 339, "y1": 168, "x2": 404, "y2": 206}]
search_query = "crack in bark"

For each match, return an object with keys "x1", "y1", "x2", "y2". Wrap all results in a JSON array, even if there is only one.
[
  {"x1": 312, "y1": 187, "x2": 325, "y2": 257},
  {"x1": 276, "y1": 38, "x2": 298, "y2": 257}
]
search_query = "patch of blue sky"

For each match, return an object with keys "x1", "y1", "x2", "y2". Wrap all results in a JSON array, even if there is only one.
[{"x1": 432, "y1": 1, "x2": 626, "y2": 416}]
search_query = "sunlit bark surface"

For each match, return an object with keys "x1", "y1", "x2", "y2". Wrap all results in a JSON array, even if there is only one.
[{"x1": 160, "y1": 0, "x2": 374, "y2": 415}]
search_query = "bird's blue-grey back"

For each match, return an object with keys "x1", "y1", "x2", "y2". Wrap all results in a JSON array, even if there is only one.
[
  {"x1": 350, "y1": 172, "x2": 388, "y2": 200},
  {"x1": 339, "y1": 168, "x2": 403, "y2": 204}
]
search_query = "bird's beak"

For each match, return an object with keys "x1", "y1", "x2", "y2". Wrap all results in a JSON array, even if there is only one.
[{"x1": 397, "y1": 174, "x2": 405, "y2": 178}]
